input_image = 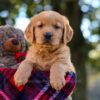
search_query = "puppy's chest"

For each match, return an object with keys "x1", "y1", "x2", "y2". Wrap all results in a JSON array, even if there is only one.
[{"x1": 35, "y1": 52, "x2": 55, "y2": 70}]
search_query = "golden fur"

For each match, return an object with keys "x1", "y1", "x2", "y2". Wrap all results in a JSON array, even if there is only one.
[{"x1": 14, "y1": 11, "x2": 75, "y2": 90}]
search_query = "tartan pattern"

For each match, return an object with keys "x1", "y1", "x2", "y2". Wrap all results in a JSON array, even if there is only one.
[
  {"x1": 15, "y1": 52, "x2": 26, "y2": 63},
  {"x1": 0, "y1": 68, "x2": 76, "y2": 100}
]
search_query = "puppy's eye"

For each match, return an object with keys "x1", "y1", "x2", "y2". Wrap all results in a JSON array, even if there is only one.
[
  {"x1": 53, "y1": 25, "x2": 61, "y2": 29},
  {"x1": 37, "y1": 24, "x2": 44, "y2": 28}
]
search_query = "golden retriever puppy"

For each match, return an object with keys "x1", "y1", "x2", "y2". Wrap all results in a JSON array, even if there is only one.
[{"x1": 14, "y1": 11, "x2": 75, "y2": 90}]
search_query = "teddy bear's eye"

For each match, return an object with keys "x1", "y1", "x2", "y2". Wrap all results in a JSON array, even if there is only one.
[
  {"x1": 8, "y1": 35, "x2": 14, "y2": 38},
  {"x1": 8, "y1": 34, "x2": 16, "y2": 38}
]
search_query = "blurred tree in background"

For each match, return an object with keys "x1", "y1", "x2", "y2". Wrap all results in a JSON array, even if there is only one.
[{"x1": 0, "y1": 0, "x2": 100, "y2": 100}]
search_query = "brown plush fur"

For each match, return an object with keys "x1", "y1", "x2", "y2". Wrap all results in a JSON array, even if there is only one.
[
  {"x1": 0, "y1": 25, "x2": 26, "y2": 67},
  {"x1": 14, "y1": 11, "x2": 75, "y2": 90}
]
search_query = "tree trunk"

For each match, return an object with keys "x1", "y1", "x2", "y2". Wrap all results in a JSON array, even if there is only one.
[{"x1": 51, "y1": 0, "x2": 87, "y2": 100}]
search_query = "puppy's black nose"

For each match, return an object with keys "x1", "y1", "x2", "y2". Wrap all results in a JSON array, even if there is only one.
[
  {"x1": 44, "y1": 32, "x2": 52, "y2": 42},
  {"x1": 12, "y1": 39, "x2": 19, "y2": 45}
]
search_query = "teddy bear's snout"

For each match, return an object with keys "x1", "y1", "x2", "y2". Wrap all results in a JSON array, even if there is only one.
[
  {"x1": 12, "y1": 39, "x2": 19, "y2": 45},
  {"x1": 3, "y1": 38, "x2": 21, "y2": 52}
]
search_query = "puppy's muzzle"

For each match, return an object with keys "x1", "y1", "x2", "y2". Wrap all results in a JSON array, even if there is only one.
[{"x1": 44, "y1": 32, "x2": 52, "y2": 43}]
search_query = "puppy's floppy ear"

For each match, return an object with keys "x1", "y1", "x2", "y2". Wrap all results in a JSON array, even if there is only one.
[
  {"x1": 25, "y1": 18, "x2": 35, "y2": 44},
  {"x1": 63, "y1": 16, "x2": 73, "y2": 44}
]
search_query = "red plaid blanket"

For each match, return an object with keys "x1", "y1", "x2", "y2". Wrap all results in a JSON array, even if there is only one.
[{"x1": 0, "y1": 68, "x2": 76, "y2": 100}]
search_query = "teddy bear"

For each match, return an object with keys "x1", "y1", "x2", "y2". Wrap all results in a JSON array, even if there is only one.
[{"x1": 0, "y1": 25, "x2": 27, "y2": 68}]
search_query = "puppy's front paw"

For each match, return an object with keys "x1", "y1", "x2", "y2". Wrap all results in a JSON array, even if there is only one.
[
  {"x1": 14, "y1": 71, "x2": 29, "y2": 86},
  {"x1": 50, "y1": 75, "x2": 66, "y2": 90}
]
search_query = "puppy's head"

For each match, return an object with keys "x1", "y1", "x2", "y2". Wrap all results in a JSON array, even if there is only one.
[{"x1": 25, "y1": 11, "x2": 73, "y2": 46}]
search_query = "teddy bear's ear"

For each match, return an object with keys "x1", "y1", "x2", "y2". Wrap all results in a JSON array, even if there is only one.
[
  {"x1": 62, "y1": 16, "x2": 73, "y2": 44},
  {"x1": 25, "y1": 18, "x2": 35, "y2": 44}
]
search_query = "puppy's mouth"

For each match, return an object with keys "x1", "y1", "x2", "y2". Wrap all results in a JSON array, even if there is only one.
[{"x1": 43, "y1": 39, "x2": 51, "y2": 44}]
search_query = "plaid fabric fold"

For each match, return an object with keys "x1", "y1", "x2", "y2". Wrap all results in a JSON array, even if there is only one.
[{"x1": 0, "y1": 68, "x2": 76, "y2": 100}]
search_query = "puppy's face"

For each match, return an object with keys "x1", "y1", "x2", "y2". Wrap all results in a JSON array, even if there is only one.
[
  {"x1": 25, "y1": 11, "x2": 73, "y2": 46},
  {"x1": 34, "y1": 14, "x2": 63, "y2": 45}
]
